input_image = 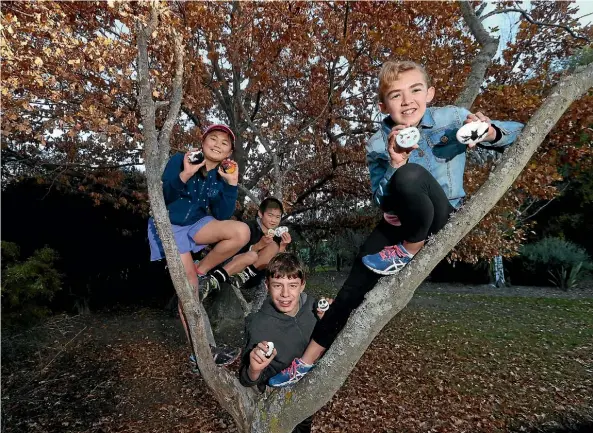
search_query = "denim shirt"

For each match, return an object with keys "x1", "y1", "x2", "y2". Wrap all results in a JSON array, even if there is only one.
[
  {"x1": 366, "y1": 106, "x2": 524, "y2": 210},
  {"x1": 162, "y1": 153, "x2": 238, "y2": 226}
]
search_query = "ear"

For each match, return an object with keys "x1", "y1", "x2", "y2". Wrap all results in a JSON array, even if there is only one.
[
  {"x1": 299, "y1": 282, "x2": 306, "y2": 293},
  {"x1": 258, "y1": 210, "x2": 263, "y2": 219},
  {"x1": 378, "y1": 100, "x2": 388, "y2": 114},
  {"x1": 426, "y1": 86, "x2": 435, "y2": 104}
]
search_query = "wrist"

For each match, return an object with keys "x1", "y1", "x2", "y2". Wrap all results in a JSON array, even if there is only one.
[
  {"x1": 248, "y1": 366, "x2": 261, "y2": 381},
  {"x1": 179, "y1": 171, "x2": 192, "y2": 184}
]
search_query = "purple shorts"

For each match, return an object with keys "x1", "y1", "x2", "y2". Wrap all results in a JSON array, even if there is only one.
[{"x1": 147, "y1": 216, "x2": 215, "y2": 261}]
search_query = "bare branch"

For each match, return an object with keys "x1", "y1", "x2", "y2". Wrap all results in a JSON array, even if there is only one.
[
  {"x1": 158, "y1": 30, "x2": 185, "y2": 167},
  {"x1": 480, "y1": 7, "x2": 591, "y2": 41},
  {"x1": 237, "y1": 182, "x2": 260, "y2": 205},
  {"x1": 456, "y1": 0, "x2": 500, "y2": 109}
]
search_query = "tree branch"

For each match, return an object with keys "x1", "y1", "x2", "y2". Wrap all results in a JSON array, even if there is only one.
[
  {"x1": 456, "y1": 0, "x2": 500, "y2": 109},
  {"x1": 237, "y1": 182, "x2": 260, "y2": 205},
  {"x1": 157, "y1": 30, "x2": 184, "y2": 168},
  {"x1": 480, "y1": 8, "x2": 591, "y2": 42}
]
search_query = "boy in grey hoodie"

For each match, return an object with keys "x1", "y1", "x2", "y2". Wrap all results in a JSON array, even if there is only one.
[{"x1": 238, "y1": 253, "x2": 330, "y2": 433}]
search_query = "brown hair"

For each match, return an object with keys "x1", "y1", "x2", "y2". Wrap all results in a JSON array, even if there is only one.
[
  {"x1": 378, "y1": 60, "x2": 431, "y2": 102},
  {"x1": 265, "y1": 253, "x2": 305, "y2": 282}
]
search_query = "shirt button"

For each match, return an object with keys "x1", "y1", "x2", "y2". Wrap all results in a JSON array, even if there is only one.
[{"x1": 440, "y1": 136, "x2": 448, "y2": 143}]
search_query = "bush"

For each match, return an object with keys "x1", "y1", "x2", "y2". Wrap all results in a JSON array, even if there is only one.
[
  {"x1": 1, "y1": 241, "x2": 63, "y2": 325},
  {"x1": 515, "y1": 237, "x2": 592, "y2": 289}
]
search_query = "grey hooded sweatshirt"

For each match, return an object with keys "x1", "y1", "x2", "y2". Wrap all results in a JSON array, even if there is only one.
[{"x1": 239, "y1": 293, "x2": 318, "y2": 392}]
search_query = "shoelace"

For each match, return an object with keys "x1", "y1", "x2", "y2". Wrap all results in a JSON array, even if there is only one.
[
  {"x1": 280, "y1": 358, "x2": 302, "y2": 379},
  {"x1": 379, "y1": 245, "x2": 409, "y2": 260}
]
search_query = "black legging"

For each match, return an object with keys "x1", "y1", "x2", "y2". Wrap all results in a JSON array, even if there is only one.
[{"x1": 312, "y1": 163, "x2": 454, "y2": 348}]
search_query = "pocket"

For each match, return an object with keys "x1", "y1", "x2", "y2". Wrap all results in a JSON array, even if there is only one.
[{"x1": 427, "y1": 127, "x2": 466, "y2": 162}]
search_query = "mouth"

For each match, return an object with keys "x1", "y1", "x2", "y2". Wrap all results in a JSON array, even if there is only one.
[
  {"x1": 211, "y1": 148, "x2": 222, "y2": 155},
  {"x1": 278, "y1": 300, "x2": 293, "y2": 308},
  {"x1": 401, "y1": 108, "x2": 416, "y2": 116}
]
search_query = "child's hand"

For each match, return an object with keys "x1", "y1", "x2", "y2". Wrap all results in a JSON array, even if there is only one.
[
  {"x1": 316, "y1": 297, "x2": 333, "y2": 319},
  {"x1": 464, "y1": 112, "x2": 496, "y2": 145},
  {"x1": 387, "y1": 125, "x2": 419, "y2": 168},
  {"x1": 218, "y1": 159, "x2": 239, "y2": 186},
  {"x1": 181, "y1": 149, "x2": 206, "y2": 182},
  {"x1": 248, "y1": 341, "x2": 276, "y2": 381},
  {"x1": 279, "y1": 232, "x2": 292, "y2": 251},
  {"x1": 252, "y1": 234, "x2": 274, "y2": 253}
]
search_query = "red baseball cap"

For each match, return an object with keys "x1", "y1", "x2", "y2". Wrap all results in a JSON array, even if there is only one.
[{"x1": 202, "y1": 124, "x2": 235, "y2": 149}]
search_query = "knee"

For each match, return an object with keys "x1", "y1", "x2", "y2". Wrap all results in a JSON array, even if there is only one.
[
  {"x1": 392, "y1": 162, "x2": 428, "y2": 186},
  {"x1": 232, "y1": 221, "x2": 251, "y2": 245}
]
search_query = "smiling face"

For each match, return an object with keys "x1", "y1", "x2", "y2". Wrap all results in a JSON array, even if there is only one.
[
  {"x1": 259, "y1": 207, "x2": 282, "y2": 230},
  {"x1": 201, "y1": 130, "x2": 233, "y2": 162},
  {"x1": 267, "y1": 276, "x2": 305, "y2": 317},
  {"x1": 379, "y1": 68, "x2": 435, "y2": 127}
]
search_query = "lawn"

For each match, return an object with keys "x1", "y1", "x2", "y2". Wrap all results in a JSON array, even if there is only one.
[{"x1": 2, "y1": 287, "x2": 592, "y2": 432}]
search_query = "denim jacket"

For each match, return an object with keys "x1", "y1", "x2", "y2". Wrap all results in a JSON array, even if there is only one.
[
  {"x1": 366, "y1": 106, "x2": 524, "y2": 210},
  {"x1": 162, "y1": 153, "x2": 238, "y2": 226}
]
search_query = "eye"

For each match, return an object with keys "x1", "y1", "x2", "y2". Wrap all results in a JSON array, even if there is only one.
[
  {"x1": 391, "y1": 94, "x2": 400, "y2": 100},
  {"x1": 412, "y1": 88, "x2": 421, "y2": 93}
]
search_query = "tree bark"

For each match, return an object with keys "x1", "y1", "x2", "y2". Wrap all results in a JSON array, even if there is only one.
[{"x1": 456, "y1": 1, "x2": 500, "y2": 110}]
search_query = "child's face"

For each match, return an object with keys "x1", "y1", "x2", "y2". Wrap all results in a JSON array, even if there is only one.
[
  {"x1": 379, "y1": 68, "x2": 435, "y2": 127},
  {"x1": 202, "y1": 130, "x2": 233, "y2": 162},
  {"x1": 259, "y1": 207, "x2": 282, "y2": 230},
  {"x1": 267, "y1": 276, "x2": 305, "y2": 317}
]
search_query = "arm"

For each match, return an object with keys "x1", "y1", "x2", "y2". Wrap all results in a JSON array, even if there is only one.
[
  {"x1": 457, "y1": 107, "x2": 524, "y2": 149},
  {"x1": 367, "y1": 149, "x2": 397, "y2": 209},
  {"x1": 209, "y1": 181, "x2": 239, "y2": 220},
  {"x1": 161, "y1": 153, "x2": 188, "y2": 205}
]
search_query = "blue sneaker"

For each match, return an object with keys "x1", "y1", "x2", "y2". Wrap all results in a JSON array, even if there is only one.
[
  {"x1": 362, "y1": 244, "x2": 414, "y2": 275},
  {"x1": 268, "y1": 358, "x2": 313, "y2": 388}
]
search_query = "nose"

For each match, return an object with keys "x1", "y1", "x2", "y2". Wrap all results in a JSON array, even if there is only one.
[{"x1": 401, "y1": 92, "x2": 410, "y2": 105}]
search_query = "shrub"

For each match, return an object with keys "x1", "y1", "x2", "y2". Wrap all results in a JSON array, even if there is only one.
[
  {"x1": 517, "y1": 237, "x2": 592, "y2": 289},
  {"x1": 1, "y1": 241, "x2": 63, "y2": 325}
]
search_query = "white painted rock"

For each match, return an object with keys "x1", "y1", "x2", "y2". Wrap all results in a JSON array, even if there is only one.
[
  {"x1": 265, "y1": 342, "x2": 274, "y2": 358},
  {"x1": 395, "y1": 126, "x2": 420, "y2": 148},
  {"x1": 188, "y1": 151, "x2": 204, "y2": 164},
  {"x1": 456, "y1": 121, "x2": 490, "y2": 145},
  {"x1": 317, "y1": 298, "x2": 330, "y2": 312},
  {"x1": 275, "y1": 226, "x2": 289, "y2": 236}
]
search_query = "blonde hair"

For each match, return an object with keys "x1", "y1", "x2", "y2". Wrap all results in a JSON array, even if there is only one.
[{"x1": 378, "y1": 61, "x2": 432, "y2": 102}]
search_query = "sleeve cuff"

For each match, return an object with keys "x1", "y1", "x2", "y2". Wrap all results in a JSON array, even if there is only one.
[
  {"x1": 171, "y1": 173, "x2": 187, "y2": 191},
  {"x1": 384, "y1": 164, "x2": 397, "y2": 182},
  {"x1": 489, "y1": 124, "x2": 503, "y2": 144},
  {"x1": 223, "y1": 183, "x2": 239, "y2": 193}
]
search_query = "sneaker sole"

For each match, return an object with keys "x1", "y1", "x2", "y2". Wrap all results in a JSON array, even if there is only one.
[{"x1": 362, "y1": 260, "x2": 404, "y2": 276}]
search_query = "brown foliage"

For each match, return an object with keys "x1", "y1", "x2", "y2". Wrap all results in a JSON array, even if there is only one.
[{"x1": 2, "y1": 1, "x2": 592, "y2": 261}]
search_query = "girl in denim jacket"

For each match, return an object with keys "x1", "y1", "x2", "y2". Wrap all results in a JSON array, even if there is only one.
[{"x1": 268, "y1": 60, "x2": 524, "y2": 388}]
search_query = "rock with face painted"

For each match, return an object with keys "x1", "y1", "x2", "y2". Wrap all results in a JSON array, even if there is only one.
[
  {"x1": 396, "y1": 126, "x2": 420, "y2": 148},
  {"x1": 456, "y1": 121, "x2": 490, "y2": 145},
  {"x1": 275, "y1": 226, "x2": 288, "y2": 237},
  {"x1": 188, "y1": 151, "x2": 204, "y2": 165},
  {"x1": 265, "y1": 341, "x2": 274, "y2": 358},
  {"x1": 317, "y1": 298, "x2": 330, "y2": 312}
]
